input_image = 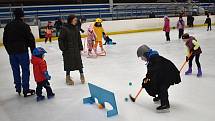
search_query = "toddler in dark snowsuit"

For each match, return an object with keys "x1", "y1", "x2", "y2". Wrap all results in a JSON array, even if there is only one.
[
  {"x1": 137, "y1": 45, "x2": 181, "y2": 111},
  {"x1": 103, "y1": 34, "x2": 116, "y2": 45}
]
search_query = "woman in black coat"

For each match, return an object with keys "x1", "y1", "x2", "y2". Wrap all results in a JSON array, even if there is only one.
[
  {"x1": 58, "y1": 15, "x2": 85, "y2": 85},
  {"x1": 137, "y1": 44, "x2": 181, "y2": 111}
]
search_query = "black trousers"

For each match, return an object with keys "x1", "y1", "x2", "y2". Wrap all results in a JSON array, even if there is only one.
[
  {"x1": 179, "y1": 29, "x2": 184, "y2": 39},
  {"x1": 45, "y1": 37, "x2": 52, "y2": 43},
  {"x1": 207, "y1": 24, "x2": 212, "y2": 31},
  {"x1": 165, "y1": 32, "x2": 170, "y2": 41},
  {"x1": 66, "y1": 68, "x2": 83, "y2": 76},
  {"x1": 36, "y1": 80, "x2": 53, "y2": 96},
  {"x1": 158, "y1": 84, "x2": 170, "y2": 106},
  {"x1": 188, "y1": 54, "x2": 201, "y2": 69}
]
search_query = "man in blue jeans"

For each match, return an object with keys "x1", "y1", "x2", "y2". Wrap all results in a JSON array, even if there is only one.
[{"x1": 3, "y1": 8, "x2": 36, "y2": 97}]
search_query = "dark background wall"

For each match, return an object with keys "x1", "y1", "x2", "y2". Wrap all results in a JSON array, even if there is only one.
[{"x1": 0, "y1": 0, "x2": 214, "y2": 6}]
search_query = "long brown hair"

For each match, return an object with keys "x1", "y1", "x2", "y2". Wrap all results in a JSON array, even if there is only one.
[{"x1": 67, "y1": 14, "x2": 77, "y2": 24}]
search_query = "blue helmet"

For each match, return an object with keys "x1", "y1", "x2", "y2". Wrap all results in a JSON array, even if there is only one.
[{"x1": 33, "y1": 47, "x2": 47, "y2": 56}]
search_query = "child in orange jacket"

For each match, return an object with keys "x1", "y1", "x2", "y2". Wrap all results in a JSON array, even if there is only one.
[
  {"x1": 45, "y1": 21, "x2": 54, "y2": 43},
  {"x1": 93, "y1": 18, "x2": 106, "y2": 55}
]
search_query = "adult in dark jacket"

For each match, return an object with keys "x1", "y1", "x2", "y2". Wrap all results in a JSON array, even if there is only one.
[
  {"x1": 58, "y1": 14, "x2": 85, "y2": 85},
  {"x1": 137, "y1": 44, "x2": 181, "y2": 111},
  {"x1": 3, "y1": 8, "x2": 36, "y2": 97},
  {"x1": 77, "y1": 16, "x2": 86, "y2": 33},
  {"x1": 54, "y1": 18, "x2": 63, "y2": 37}
]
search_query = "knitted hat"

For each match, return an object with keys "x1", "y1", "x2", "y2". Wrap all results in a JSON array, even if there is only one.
[
  {"x1": 182, "y1": 33, "x2": 190, "y2": 39},
  {"x1": 13, "y1": 8, "x2": 24, "y2": 19},
  {"x1": 137, "y1": 44, "x2": 150, "y2": 57}
]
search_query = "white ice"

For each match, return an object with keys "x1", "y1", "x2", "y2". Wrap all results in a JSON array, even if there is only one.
[{"x1": 0, "y1": 27, "x2": 215, "y2": 121}]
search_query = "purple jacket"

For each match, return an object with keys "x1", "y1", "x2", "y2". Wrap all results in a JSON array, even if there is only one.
[
  {"x1": 185, "y1": 36, "x2": 202, "y2": 55},
  {"x1": 177, "y1": 20, "x2": 185, "y2": 29}
]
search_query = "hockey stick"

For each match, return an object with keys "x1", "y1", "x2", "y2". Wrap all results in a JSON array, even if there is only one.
[
  {"x1": 129, "y1": 88, "x2": 143, "y2": 102},
  {"x1": 179, "y1": 52, "x2": 193, "y2": 72}
]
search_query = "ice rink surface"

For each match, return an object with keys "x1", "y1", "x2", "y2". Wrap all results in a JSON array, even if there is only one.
[{"x1": 0, "y1": 27, "x2": 215, "y2": 121}]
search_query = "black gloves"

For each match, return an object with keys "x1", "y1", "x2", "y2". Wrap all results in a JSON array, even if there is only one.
[
  {"x1": 142, "y1": 78, "x2": 150, "y2": 88},
  {"x1": 186, "y1": 56, "x2": 189, "y2": 62},
  {"x1": 80, "y1": 29, "x2": 85, "y2": 33}
]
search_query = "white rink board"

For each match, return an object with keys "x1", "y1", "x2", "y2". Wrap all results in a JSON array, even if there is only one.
[{"x1": 0, "y1": 15, "x2": 214, "y2": 44}]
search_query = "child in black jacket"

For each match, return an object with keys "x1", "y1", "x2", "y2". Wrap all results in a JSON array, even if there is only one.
[
  {"x1": 137, "y1": 44, "x2": 181, "y2": 112},
  {"x1": 205, "y1": 14, "x2": 212, "y2": 31}
]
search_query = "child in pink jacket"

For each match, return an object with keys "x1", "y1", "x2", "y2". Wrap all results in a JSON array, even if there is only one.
[
  {"x1": 177, "y1": 15, "x2": 185, "y2": 39},
  {"x1": 163, "y1": 16, "x2": 170, "y2": 41},
  {"x1": 87, "y1": 25, "x2": 96, "y2": 56}
]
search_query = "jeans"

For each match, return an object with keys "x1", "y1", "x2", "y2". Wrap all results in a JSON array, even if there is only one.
[{"x1": 9, "y1": 52, "x2": 30, "y2": 93}]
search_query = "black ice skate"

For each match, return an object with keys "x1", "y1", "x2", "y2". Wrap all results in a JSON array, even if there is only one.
[
  {"x1": 156, "y1": 105, "x2": 170, "y2": 113},
  {"x1": 47, "y1": 93, "x2": 55, "y2": 99},
  {"x1": 153, "y1": 97, "x2": 160, "y2": 104},
  {"x1": 23, "y1": 89, "x2": 35, "y2": 97},
  {"x1": 37, "y1": 96, "x2": 45, "y2": 102}
]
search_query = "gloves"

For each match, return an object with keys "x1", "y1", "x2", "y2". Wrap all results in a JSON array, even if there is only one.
[
  {"x1": 80, "y1": 29, "x2": 85, "y2": 33},
  {"x1": 44, "y1": 71, "x2": 51, "y2": 80},
  {"x1": 142, "y1": 78, "x2": 150, "y2": 88},
  {"x1": 186, "y1": 56, "x2": 189, "y2": 62}
]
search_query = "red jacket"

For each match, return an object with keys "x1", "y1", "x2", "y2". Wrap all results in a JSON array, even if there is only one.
[
  {"x1": 163, "y1": 18, "x2": 170, "y2": 32},
  {"x1": 31, "y1": 56, "x2": 47, "y2": 83}
]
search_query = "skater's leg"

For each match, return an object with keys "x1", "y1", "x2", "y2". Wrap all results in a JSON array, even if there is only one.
[
  {"x1": 45, "y1": 37, "x2": 48, "y2": 43},
  {"x1": 185, "y1": 55, "x2": 194, "y2": 75},
  {"x1": 36, "y1": 82, "x2": 43, "y2": 96},
  {"x1": 79, "y1": 68, "x2": 84, "y2": 74},
  {"x1": 94, "y1": 41, "x2": 99, "y2": 54},
  {"x1": 188, "y1": 55, "x2": 194, "y2": 68},
  {"x1": 79, "y1": 68, "x2": 85, "y2": 84},
  {"x1": 49, "y1": 37, "x2": 52, "y2": 43},
  {"x1": 66, "y1": 71, "x2": 70, "y2": 76},
  {"x1": 43, "y1": 80, "x2": 54, "y2": 97},
  {"x1": 9, "y1": 54, "x2": 21, "y2": 93},
  {"x1": 195, "y1": 54, "x2": 202, "y2": 77},
  {"x1": 157, "y1": 85, "x2": 170, "y2": 110},
  {"x1": 19, "y1": 52, "x2": 30, "y2": 94},
  {"x1": 36, "y1": 82, "x2": 45, "y2": 101},
  {"x1": 178, "y1": 30, "x2": 181, "y2": 39},
  {"x1": 99, "y1": 41, "x2": 104, "y2": 51},
  {"x1": 195, "y1": 54, "x2": 201, "y2": 69},
  {"x1": 166, "y1": 32, "x2": 170, "y2": 41}
]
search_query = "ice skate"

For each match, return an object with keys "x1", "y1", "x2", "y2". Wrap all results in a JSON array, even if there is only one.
[
  {"x1": 97, "y1": 48, "x2": 106, "y2": 56},
  {"x1": 37, "y1": 95, "x2": 45, "y2": 102},
  {"x1": 197, "y1": 68, "x2": 202, "y2": 77},
  {"x1": 66, "y1": 75, "x2": 74, "y2": 85},
  {"x1": 156, "y1": 105, "x2": 170, "y2": 113},
  {"x1": 185, "y1": 67, "x2": 192, "y2": 75},
  {"x1": 153, "y1": 97, "x2": 160, "y2": 104},
  {"x1": 47, "y1": 93, "x2": 55, "y2": 99},
  {"x1": 24, "y1": 89, "x2": 35, "y2": 97}
]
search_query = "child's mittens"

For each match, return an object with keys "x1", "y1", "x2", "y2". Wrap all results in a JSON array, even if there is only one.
[
  {"x1": 44, "y1": 71, "x2": 51, "y2": 80},
  {"x1": 142, "y1": 78, "x2": 150, "y2": 88}
]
